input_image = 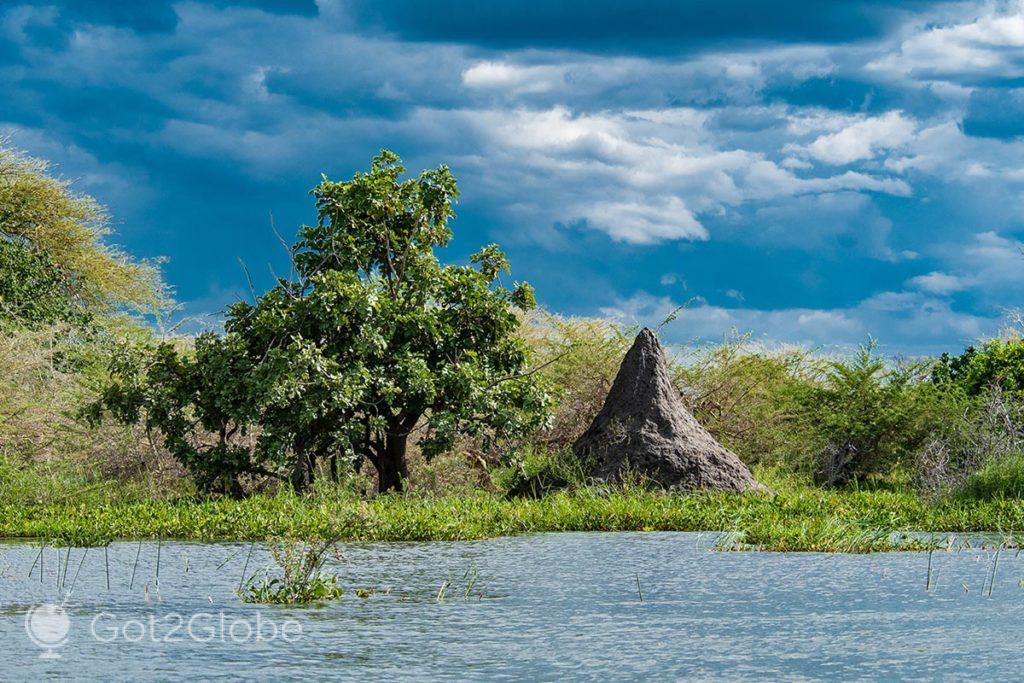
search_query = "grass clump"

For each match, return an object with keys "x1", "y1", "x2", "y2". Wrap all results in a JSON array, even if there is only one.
[
  {"x1": 956, "y1": 455, "x2": 1024, "y2": 501},
  {"x1": 239, "y1": 537, "x2": 344, "y2": 605}
]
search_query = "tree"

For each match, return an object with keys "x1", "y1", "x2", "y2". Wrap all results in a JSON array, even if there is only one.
[
  {"x1": 0, "y1": 143, "x2": 165, "y2": 323},
  {"x1": 804, "y1": 340, "x2": 933, "y2": 486},
  {"x1": 0, "y1": 239, "x2": 84, "y2": 325},
  {"x1": 933, "y1": 339, "x2": 1024, "y2": 397},
  {"x1": 93, "y1": 151, "x2": 550, "y2": 494}
]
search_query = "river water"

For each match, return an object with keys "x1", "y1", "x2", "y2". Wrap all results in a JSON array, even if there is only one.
[{"x1": 0, "y1": 532, "x2": 1022, "y2": 680}]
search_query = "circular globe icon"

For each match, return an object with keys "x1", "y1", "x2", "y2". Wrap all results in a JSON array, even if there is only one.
[{"x1": 25, "y1": 604, "x2": 71, "y2": 659}]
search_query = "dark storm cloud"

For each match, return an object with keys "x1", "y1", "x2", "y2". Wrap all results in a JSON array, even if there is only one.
[{"x1": 345, "y1": 0, "x2": 940, "y2": 52}]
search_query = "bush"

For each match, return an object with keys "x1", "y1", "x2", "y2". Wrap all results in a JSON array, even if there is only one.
[
  {"x1": 0, "y1": 240, "x2": 85, "y2": 326},
  {"x1": 955, "y1": 454, "x2": 1024, "y2": 501},
  {"x1": 0, "y1": 323, "x2": 172, "y2": 477},
  {"x1": 672, "y1": 333, "x2": 820, "y2": 469},
  {"x1": 933, "y1": 337, "x2": 1024, "y2": 396},
  {"x1": 801, "y1": 341, "x2": 936, "y2": 486},
  {"x1": 914, "y1": 385, "x2": 1024, "y2": 495},
  {"x1": 523, "y1": 313, "x2": 631, "y2": 452},
  {"x1": 492, "y1": 448, "x2": 588, "y2": 498}
]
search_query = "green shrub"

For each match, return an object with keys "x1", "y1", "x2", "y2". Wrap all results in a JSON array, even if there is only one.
[
  {"x1": 934, "y1": 337, "x2": 1024, "y2": 396},
  {"x1": 802, "y1": 341, "x2": 936, "y2": 486},
  {"x1": 955, "y1": 455, "x2": 1024, "y2": 501},
  {"x1": 492, "y1": 448, "x2": 589, "y2": 498}
]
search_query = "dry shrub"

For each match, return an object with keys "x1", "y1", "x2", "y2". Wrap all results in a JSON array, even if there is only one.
[
  {"x1": 521, "y1": 312, "x2": 631, "y2": 452},
  {"x1": 406, "y1": 446, "x2": 493, "y2": 494},
  {"x1": 672, "y1": 334, "x2": 821, "y2": 467},
  {"x1": 914, "y1": 387, "x2": 1024, "y2": 496},
  {"x1": 0, "y1": 324, "x2": 180, "y2": 482}
]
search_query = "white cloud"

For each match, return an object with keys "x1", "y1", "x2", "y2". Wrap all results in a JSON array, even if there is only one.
[
  {"x1": 908, "y1": 271, "x2": 966, "y2": 294},
  {"x1": 799, "y1": 111, "x2": 917, "y2": 165},
  {"x1": 462, "y1": 61, "x2": 565, "y2": 94},
  {"x1": 906, "y1": 232, "x2": 1024, "y2": 303},
  {"x1": 600, "y1": 289, "x2": 992, "y2": 353},
  {"x1": 424, "y1": 105, "x2": 913, "y2": 244},
  {"x1": 870, "y1": 2, "x2": 1024, "y2": 80},
  {"x1": 582, "y1": 197, "x2": 707, "y2": 244}
]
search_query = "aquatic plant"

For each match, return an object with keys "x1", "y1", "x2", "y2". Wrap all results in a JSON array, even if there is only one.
[{"x1": 239, "y1": 537, "x2": 344, "y2": 605}]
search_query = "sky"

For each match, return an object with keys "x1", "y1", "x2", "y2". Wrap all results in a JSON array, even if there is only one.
[{"x1": 3, "y1": 0, "x2": 1024, "y2": 354}]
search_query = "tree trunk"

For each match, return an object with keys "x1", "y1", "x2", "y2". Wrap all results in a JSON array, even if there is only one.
[
  {"x1": 376, "y1": 434, "x2": 409, "y2": 493},
  {"x1": 289, "y1": 451, "x2": 316, "y2": 493}
]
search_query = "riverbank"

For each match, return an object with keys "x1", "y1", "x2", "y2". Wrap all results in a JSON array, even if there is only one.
[{"x1": 7, "y1": 477, "x2": 1024, "y2": 552}]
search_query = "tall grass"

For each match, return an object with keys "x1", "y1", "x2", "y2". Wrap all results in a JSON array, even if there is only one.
[{"x1": 956, "y1": 455, "x2": 1024, "y2": 501}]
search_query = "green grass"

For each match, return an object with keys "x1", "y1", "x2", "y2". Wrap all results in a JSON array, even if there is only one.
[
  {"x1": 3, "y1": 469, "x2": 1024, "y2": 552},
  {"x1": 956, "y1": 455, "x2": 1024, "y2": 502}
]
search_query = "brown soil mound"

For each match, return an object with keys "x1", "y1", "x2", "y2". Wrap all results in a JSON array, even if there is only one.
[{"x1": 574, "y1": 328, "x2": 765, "y2": 492}]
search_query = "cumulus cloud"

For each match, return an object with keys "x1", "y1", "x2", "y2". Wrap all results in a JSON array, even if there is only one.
[
  {"x1": 787, "y1": 111, "x2": 917, "y2": 165},
  {"x1": 601, "y1": 289, "x2": 991, "y2": 353},
  {"x1": 3, "y1": 0, "x2": 1024, "y2": 350},
  {"x1": 906, "y1": 232, "x2": 1024, "y2": 303},
  {"x1": 581, "y1": 197, "x2": 707, "y2": 244},
  {"x1": 908, "y1": 271, "x2": 966, "y2": 294},
  {"x1": 423, "y1": 105, "x2": 912, "y2": 244},
  {"x1": 870, "y1": 2, "x2": 1024, "y2": 81}
]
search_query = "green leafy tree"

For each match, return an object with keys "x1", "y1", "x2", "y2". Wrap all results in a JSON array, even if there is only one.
[
  {"x1": 933, "y1": 338, "x2": 1024, "y2": 396},
  {"x1": 0, "y1": 240, "x2": 84, "y2": 325},
  {"x1": 93, "y1": 151, "x2": 550, "y2": 494},
  {"x1": 0, "y1": 143, "x2": 166, "y2": 322}
]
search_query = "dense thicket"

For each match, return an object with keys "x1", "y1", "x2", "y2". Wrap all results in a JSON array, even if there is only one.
[{"x1": 0, "y1": 143, "x2": 169, "y2": 482}]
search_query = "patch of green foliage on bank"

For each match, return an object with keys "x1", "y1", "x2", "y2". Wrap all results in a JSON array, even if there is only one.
[{"x1": 4, "y1": 470, "x2": 1024, "y2": 553}]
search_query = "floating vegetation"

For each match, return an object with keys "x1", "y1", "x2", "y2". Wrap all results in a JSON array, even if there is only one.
[{"x1": 239, "y1": 537, "x2": 344, "y2": 605}]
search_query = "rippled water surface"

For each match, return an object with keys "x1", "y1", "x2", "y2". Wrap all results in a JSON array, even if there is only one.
[{"x1": 2, "y1": 532, "x2": 1024, "y2": 680}]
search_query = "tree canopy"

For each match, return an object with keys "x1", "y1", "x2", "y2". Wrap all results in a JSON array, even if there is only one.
[
  {"x1": 0, "y1": 144, "x2": 165, "y2": 324},
  {"x1": 92, "y1": 151, "x2": 551, "y2": 494}
]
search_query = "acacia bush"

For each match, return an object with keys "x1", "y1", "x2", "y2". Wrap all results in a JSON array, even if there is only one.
[
  {"x1": 673, "y1": 334, "x2": 820, "y2": 469},
  {"x1": 0, "y1": 144, "x2": 165, "y2": 316},
  {"x1": 0, "y1": 143, "x2": 172, "y2": 491},
  {"x1": 0, "y1": 323, "x2": 178, "y2": 486},
  {"x1": 524, "y1": 314, "x2": 632, "y2": 453},
  {"x1": 798, "y1": 342, "x2": 944, "y2": 487}
]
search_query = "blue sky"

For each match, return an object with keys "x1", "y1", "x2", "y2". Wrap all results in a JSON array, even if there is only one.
[{"x1": 3, "y1": 0, "x2": 1024, "y2": 354}]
